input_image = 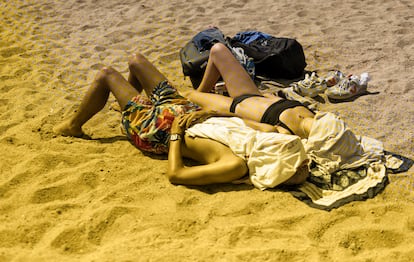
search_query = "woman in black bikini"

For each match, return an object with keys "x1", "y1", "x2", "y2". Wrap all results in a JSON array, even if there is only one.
[
  {"x1": 184, "y1": 43, "x2": 382, "y2": 181},
  {"x1": 183, "y1": 43, "x2": 315, "y2": 139}
]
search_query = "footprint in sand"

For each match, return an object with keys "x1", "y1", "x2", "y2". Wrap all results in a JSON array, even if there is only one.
[
  {"x1": 50, "y1": 206, "x2": 130, "y2": 253},
  {"x1": 338, "y1": 229, "x2": 404, "y2": 254},
  {"x1": 104, "y1": 30, "x2": 136, "y2": 44},
  {"x1": 0, "y1": 222, "x2": 51, "y2": 248},
  {"x1": 0, "y1": 46, "x2": 26, "y2": 58},
  {"x1": 94, "y1": 45, "x2": 106, "y2": 52},
  {"x1": 30, "y1": 172, "x2": 99, "y2": 204},
  {"x1": 50, "y1": 226, "x2": 93, "y2": 254}
]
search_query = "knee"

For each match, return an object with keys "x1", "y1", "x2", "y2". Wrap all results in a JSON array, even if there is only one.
[
  {"x1": 96, "y1": 66, "x2": 118, "y2": 81},
  {"x1": 128, "y1": 52, "x2": 146, "y2": 69},
  {"x1": 210, "y1": 42, "x2": 229, "y2": 58},
  {"x1": 210, "y1": 42, "x2": 227, "y2": 53}
]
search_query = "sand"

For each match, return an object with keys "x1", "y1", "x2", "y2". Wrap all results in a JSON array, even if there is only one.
[{"x1": 1, "y1": 0, "x2": 414, "y2": 261}]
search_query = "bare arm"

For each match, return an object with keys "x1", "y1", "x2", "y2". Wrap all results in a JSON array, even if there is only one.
[
  {"x1": 168, "y1": 136, "x2": 247, "y2": 185},
  {"x1": 167, "y1": 133, "x2": 186, "y2": 181},
  {"x1": 167, "y1": 113, "x2": 248, "y2": 185}
]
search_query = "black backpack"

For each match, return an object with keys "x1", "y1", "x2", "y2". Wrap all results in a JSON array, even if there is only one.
[
  {"x1": 229, "y1": 32, "x2": 307, "y2": 79},
  {"x1": 179, "y1": 27, "x2": 226, "y2": 88},
  {"x1": 179, "y1": 29, "x2": 307, "y2": 88}
]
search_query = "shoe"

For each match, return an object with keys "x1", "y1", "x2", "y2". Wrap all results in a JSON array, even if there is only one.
[
  {"x1": 291, "y1": 72, "x2": 327, "y2": 98},
  {"x1": 325, "y1": 73, "x2": 370, "y2": 100},
  {"x1": 325, "y1": 70, "x2": 346, "y2": 87}
]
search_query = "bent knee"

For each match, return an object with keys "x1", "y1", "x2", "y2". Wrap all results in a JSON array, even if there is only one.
[
  {"x1": 100, "y1": 66, "x2": 117, "y2": 74},
  {"x1": 128, "y1": 52, "x2": 147, "y2": 68},
  {"x1": 210, "y1": 42, "x2": 233, "y2": 63},
  {"x1": 96, "y1": 66, "x2": 119, "y2": 81},
  {"x1": 210, "y1": 42, "x2": 227, "y2": 54}
]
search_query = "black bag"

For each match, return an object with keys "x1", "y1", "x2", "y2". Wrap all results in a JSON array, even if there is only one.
[
  {"x1": 179, "y1": 27, "x2": 226, "y2": 88},
  {"x1": 230, "y1": 33, "x2": 307, "y2": 79}
]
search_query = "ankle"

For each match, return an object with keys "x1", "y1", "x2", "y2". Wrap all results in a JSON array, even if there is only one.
[{"x1": 66, "y1": 118, "x2": 83, "y2": 132}]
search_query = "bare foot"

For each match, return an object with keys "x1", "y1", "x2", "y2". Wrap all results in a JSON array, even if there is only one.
[{"x1": 53, "y1": 121, "x2": 84, "y2": 137}]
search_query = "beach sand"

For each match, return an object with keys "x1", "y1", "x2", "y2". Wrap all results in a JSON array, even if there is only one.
[{"x1": 1, "y1": 0, "x2": 414, "y2": 261}]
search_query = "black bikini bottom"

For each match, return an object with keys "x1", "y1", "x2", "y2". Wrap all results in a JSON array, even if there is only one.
[
  {"x1": 229, "y1": 94, "x2": 309, "y2": 134},
  {"x1": 229, "y1": 94, "x2": 263, "y2": 113}
]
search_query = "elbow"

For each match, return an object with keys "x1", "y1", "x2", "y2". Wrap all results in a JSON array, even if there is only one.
[
  {"x1": 166, "y1": 168, "x2": 181, "y2": 184},
  {"x1": 166, "y1": 170, "x2": 177, "y2": 184},
  {"x1": 227, "y1": 157, "x2": 249, "y2": 181},
  {"x1": 236, "y1": 159, "x2": 249, "y2": 177}
]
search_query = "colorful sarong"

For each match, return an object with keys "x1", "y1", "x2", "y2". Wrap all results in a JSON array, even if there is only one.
[{"x1": 122, "y1": 81, "x2": 200, "y2": 154}]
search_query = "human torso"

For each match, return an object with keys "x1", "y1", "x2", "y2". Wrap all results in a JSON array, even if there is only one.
[{"x1": 234, "y1": 95, "x2": 315, "y2": 138}]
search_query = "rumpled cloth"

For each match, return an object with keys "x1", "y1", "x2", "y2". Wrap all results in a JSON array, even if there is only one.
[
  {"x1": 291, "y1": 111, "x2": 387, "y2": 210},
  {"x1": 296, "y1": 162, "x2": 387, "y2": 210},
  {"x1": 231, "y1": 31, "x2": 271, "y2": 44},
  {"x1": 186, "y1": 117, "x2": 308, "y2": 190},
  {"x1": 304, "y1": 111, "x2": 384, "y2": 175}
]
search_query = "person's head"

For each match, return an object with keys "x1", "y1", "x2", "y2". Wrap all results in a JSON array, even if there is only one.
[
  {"x1": 249, "y1": 135, "x2": 309, "y2": 189},
  {"x1": 282, "y1": 160, "x2": 309, "y2": 186}
]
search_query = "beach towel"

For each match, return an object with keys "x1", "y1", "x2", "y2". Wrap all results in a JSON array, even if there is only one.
[
  {"x1": 290, "y1": 112, "x2": 413, "y2": 211},
  {"x1": 291, "y1": 151, "x2": 412, "y2": 211}
]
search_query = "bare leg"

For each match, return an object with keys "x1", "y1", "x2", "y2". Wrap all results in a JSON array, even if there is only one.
[
  {"x1": 111, "y1": 52, "x2": 168, "y2": 112},
  {"x1": 54, "y1": 67, "x2": 139, "y2": 137},
  {"x1": 55, "y1": 52, "x2": 169, "y2": 137},
  {"x1": 197, "y1": 43, "x2": 260, "y2": 97},
  {"x1": 128, "y1": 72, "x2": 143, "y2": 93},
  {"x1": 186, "y1": 43, "x2": 260, "y2": 112},
  {"x1": 182, "y1": 88, "x2": 233, "y2": 113},
  {"x1": 128, "y1": 52, "x2": 167, "y2": 97}
]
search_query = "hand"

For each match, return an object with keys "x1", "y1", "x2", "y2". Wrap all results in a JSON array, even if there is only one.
[
  {"x1": 171, "y1": 115, "x2": 185, "y2": 135},
  {"x1": 171, "y1": 110, "x2": 219, "y2": 135},
  {"x1": 180, "y1": 110, "x2": 219, "y2": 129}
]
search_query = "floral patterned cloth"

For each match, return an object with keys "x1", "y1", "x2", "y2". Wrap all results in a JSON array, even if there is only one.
[{"x1": 122, "y1": 81, "x2": 200, "y2": 154}]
